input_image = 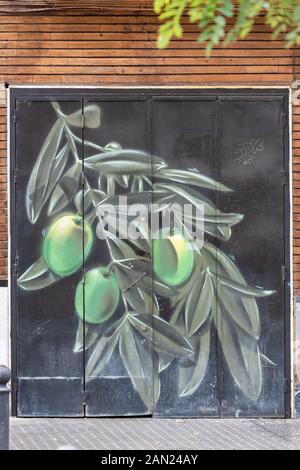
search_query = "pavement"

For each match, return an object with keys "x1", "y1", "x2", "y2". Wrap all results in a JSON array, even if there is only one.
[{"x1": 9, "y1": 417, "x2": 300, "y2": 450}]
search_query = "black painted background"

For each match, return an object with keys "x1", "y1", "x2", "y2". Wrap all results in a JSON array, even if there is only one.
[{"x1": 10, "y1": 90, "x2": 289, "y2": 417}]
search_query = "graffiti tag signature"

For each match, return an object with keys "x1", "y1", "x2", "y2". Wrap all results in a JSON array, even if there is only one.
[{"x1": 232, "y1": 138, "x2": 264, "y2": 166}]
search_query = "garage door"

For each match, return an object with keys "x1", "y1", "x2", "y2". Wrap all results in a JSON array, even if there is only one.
[{"x1": 10, "y1": 88, "x2": 291, "y2": 417}]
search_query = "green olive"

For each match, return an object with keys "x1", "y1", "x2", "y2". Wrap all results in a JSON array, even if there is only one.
[
  {"x1": 153, "y1": 229, "x2": 194, "y2": 287},
  {"x1": 75, "y1": 267, "x2": 120, "y2": 324},
  {"x1": 43, "y1": 214, "x2": 93, "y2": 276}
]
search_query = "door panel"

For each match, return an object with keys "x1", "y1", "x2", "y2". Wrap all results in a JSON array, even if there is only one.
[
  {"x1": 11, "y1": 89, "x2": 290, "y2": 418},
  {"x1": 82, "y1": 99, "x2": 154, "y2": 416},
  {"x1": 14, "y1": 99, "x2": 84, "y2": 416},
  {"x1": 215, "y1": 98, "x2": 286, "y2": 416},
  {"x1": 151, "y1": 98, "x2": 220, "y2": 417}
]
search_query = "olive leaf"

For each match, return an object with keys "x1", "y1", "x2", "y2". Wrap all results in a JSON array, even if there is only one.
[
  {"x1": 213, "y1": 309, "x2": 262, "y2": 401},
  {"x1": 178, "y1": 328, "x2": 211, "y2": 397},
  {"x1": 48, "y1": 162, "x2": 82, "y2": 216},
  {"x1": 204, "y1": 222, "x2": 231, "y2": 241},
  {"x1": 204, "y1": 242, "x2": 263, "y2": 337},
  {"x1": 152, "y1": 363, "x2": 161, "y2": 408},
  {"x1": 62, "y1": 104, "x2": 101, "y2": 129},
  {"x1": 85, "y1": 149, "x2": 166, "y2": 175},
  {"x1": 111, "y1": 252, "x2": 157, "y2": 315},
  {"x1": 74, "y1": 187, "x2": 106, "y2": 215},
  {"x1": 216, "y1": 225, "x2": 232, "y2": 241},
  {"x1": 169, "y1": 251, "x2": 205, "y2": 327},
  {"x1": 260, "y1": 353, "x2": 277, "y2": 367},
  {"x1": 100, "y1": 213, "x2": 150, "y2": 252},
  {"x1": 217, "y1": 274, "x2": 275, "y2": 298},
  {"x1": 185, "y1": 270, "x2": 214, "y2": 336},
  {"x1": 143, "y1": 276, "x2": 179, "y2": 298},
  {"x1": 129, "y1": 313, "x2": 193, "y2": 358},
  {"x1": 114, "y1": 175, "x2": 130, "y2": 189},
  {"x1": 26, "y1": 120, "x2": 65, "y2": 223},
  {"x1": 217, "y1": 283, "x2": 259, "y2": 338},
  {"x1": 158, "y1": 353, "x2": 173, "y2": 372},
  {"x1": 98, "y1": 173, "x2": 107, "y2": 193},
  {"x1": 125, "y1": 287, "x2": 158, "y2": 315},
  {"x1": 119, "y1": 321, "x2": 153, "y2": 408},
  {"x1": 155, "y1": 168, "x2": 232, "y2": 192},
  {"x1": 17, "y1": 257, "x2": 59, "y2": 291},
  {"x1": 131, "y1": 175, "x2": 144, "y2": 192},
  {"x1": 85, "y1": 317, "x2": 124, "y2": 380},
  {"x1": 154, "y1": 183, "x2": 242, "y2": 226},
  {"x1": 142, "y1": 175, "x2": 152, "y2": 187},
  {"x1": 98, "y1": 190, "x2": 163, "y2": 209},
  {"x1": 116, "y1": 257, "x2": 149, "y2": 273},
  {"x1": 73, "y1": 321, "x2": 100, "y2": 353},
  {"x1": 105, "y1": 233, "x2": 136, "y2": 260},
  {"x1": 114, "y1": 261, "x2": 149, "y2": 292},
  {"x1": 107, "y1": 176, "x2": 115, "y2": 196}
]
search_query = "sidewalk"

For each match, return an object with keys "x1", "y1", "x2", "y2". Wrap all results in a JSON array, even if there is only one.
[{"x1": 10, "y1": 417, "x2": 300, "y2": 450}]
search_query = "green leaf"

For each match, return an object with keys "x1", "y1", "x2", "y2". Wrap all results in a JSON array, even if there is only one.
[
  {"x1": 84, "y1": 104, "x2": 101, "y2": 129},
  {"x1": 48, "y1": 162, "x2": 81, "y2": 215},
  {"x1": 155, "y1": 168, "x2": 232, "y2": 192},
  {"x1": 131, "y1": 176, "x2": 143, "y2": 192},
  {"x1": 144, "y1": 276, "x2": 179, "y2": 298},
  {"x1": 152, "y1": 362, "x2": 161, "y2": 408},
  {"x1": 216, "y1": 224, "x2": 231, "y2": 240},
  {"x1": 107, "y1": 176, "x2": 115, "y2": 196},
  {"x1": 114, "y1": 263, "x2": 147, "y2": 291},
  {"x1": 114, "y1": 175, "x2": 130, "y2": 189},
  {"x1": 204, "y1": 223, "x2": 228, "y2": 240},
  {"x1": 116, "y1": 257, "x2": 149, "y2": 274},
  {"x1": 125, "y1": 287, "x2": 159, "y2": 317},
  {"x1": 65, "y1": 104, "x2": 101, "y2": 129},
  {"x1": 158, "y1": 352, "x2": 173, "y2": 372},
  {"x1": 154, "y1": 183, "x2": 241, "y2": 226},
  {"x1": 85, "y1": 149, "x2": 167, "y2": 175},
  {"x1": 129, "y1": 313, "x2": 193, "y2": 358},
  {"x1": 213, "y1": 309, "x2": 262, "y2": 401},
  {"x1": 185, "y1": 271, "x2": 213, "y2": 335},
  {"x1": 178, "y1": 328, "x2": 211, "y2": 397},
  {"x1": 216, "y1": 281, "x2": 259, "y2": 338},
  {"x1": 204, "y1": 242, "x2": 261, "y2": 337},
  {"x1": 217, "y1": 274, "x2": 275, "y2": 298},
  {"x1": 100, "y1": 213, "x2": 150, "y2": 253},
  {"x1": 157, "y1": 30, "x2": 173, "y2": 49},
  {"x1": 119, "y1": 321, "x2": 153, "y2": 408},
  {"x1": 17, "y1": 257, "x2": 59, "y2": 291},
  {"x1": 100, "y1": 189, "x2": 170, "y2": 210},
  {"x1": 73, "y1": 321, "x2": 100, "y2": 353},
  {"x1": 85, "y1": 317, "x2": 123, "y2": 380},
  {"x1": 260, "y1": 353, "x2": 277, "y2": 367},
  {"x1": 74, "y1": 188, "x2": 106, "y2": 215},
  {"x1": 106, "y1": 234, "x2": 136, "y2": 260},
  {"x1": 124, "y1": 287, "x2": 148, "y2": 313},
  {"x1": 26, "y1": 120, "x2": 65, "y2": 223},
  {"x1": 155, "y1": 0, "x2": 300, "y2": 52}
]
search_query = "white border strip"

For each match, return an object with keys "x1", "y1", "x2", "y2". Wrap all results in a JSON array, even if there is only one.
[
  {"x1": 6, "y1": 86, "x2": 11, "y2": 372},
  {"x1": 289, "y1": 88, "x2": 294, "y2": 417}
]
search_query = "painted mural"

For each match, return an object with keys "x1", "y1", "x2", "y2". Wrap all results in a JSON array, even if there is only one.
[{"x1": 17, "y1": 101, "x2": 275, "y2": 411}]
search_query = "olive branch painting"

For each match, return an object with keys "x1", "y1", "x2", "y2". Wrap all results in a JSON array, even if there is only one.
[{"x1": 17, "y1": 102, "x2": 275, "y2": 409}]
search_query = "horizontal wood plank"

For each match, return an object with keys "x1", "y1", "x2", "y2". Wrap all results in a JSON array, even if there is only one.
[{"x1": 0, "y1": 10, "x2": 298, "y2": 286}]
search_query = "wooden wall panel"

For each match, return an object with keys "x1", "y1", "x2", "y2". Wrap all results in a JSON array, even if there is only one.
[{"x1": 0, "y1": 9, "x2": 298, "y2": 295}]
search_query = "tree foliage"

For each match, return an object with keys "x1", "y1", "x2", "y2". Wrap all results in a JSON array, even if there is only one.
[{"x1": 154, "y1": 0, "x2": 300, "y2": 53}]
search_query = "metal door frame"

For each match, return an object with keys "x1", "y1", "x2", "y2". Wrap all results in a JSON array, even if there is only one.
[{"x1": 8, "y1": 86, "x2": 292, "y2": 417}]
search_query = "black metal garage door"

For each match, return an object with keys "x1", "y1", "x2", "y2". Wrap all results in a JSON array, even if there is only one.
[{"x1": 10, "y1": 88, "x2": 291, "y2": 417}]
